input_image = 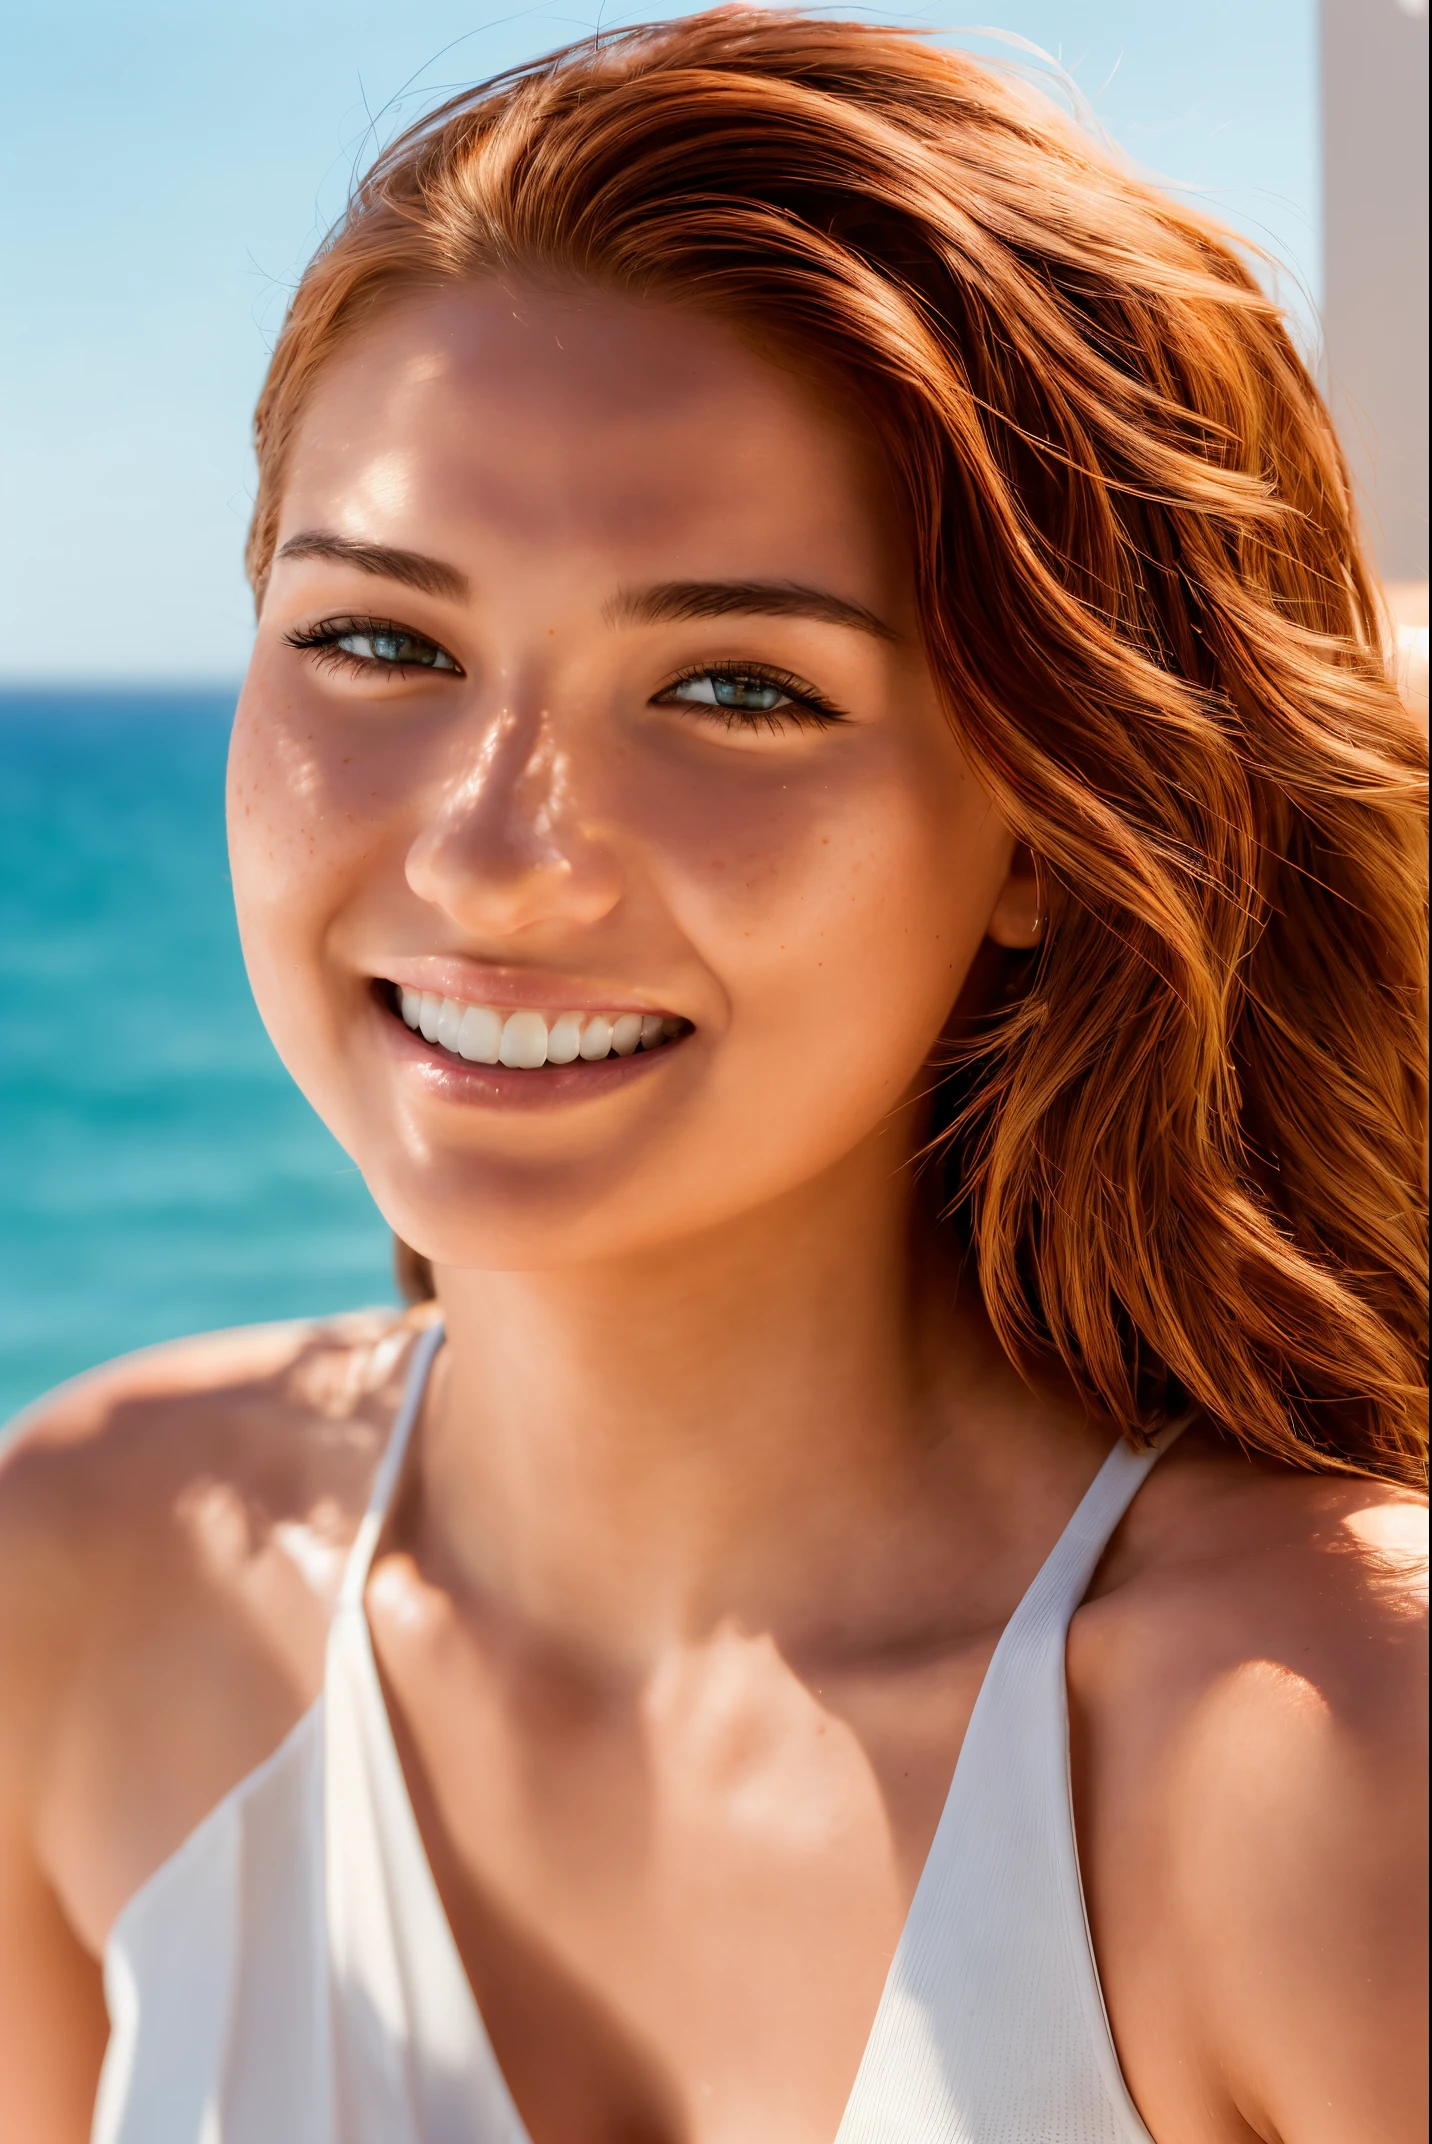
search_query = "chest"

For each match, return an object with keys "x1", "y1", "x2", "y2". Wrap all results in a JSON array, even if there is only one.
[{"x1": 371, "y1": 1599, "x2": 1001, "y2": 2144}]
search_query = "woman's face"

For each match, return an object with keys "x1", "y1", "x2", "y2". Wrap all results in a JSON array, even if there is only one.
[{"x1": 230, "y1": 282, "x2": 1026, "y2": 1268}]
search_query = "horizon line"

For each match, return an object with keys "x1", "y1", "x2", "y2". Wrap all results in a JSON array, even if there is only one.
[{"x1": 0, "y1": 677, "x2": 246, "y2": 694}]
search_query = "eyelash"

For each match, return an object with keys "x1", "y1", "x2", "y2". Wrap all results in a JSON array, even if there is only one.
[
  {"x1": 283, "y1": 615, "x2": 462, "y2": 677},
  {"x1": 284, "y1": 619, "x2": 847, "y2": 728},
  {"x1": 651, "y1": 661, "x2": 847, "y2": 729}
]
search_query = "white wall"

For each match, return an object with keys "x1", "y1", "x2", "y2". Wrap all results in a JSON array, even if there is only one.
[{"x1": 1321, "y1": 0, "x2": 1429, "y2": 583}]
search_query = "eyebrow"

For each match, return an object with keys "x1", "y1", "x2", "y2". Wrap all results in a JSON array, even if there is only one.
[
  {"x1": 273, "y1": 531, "x2": 469, "y2": 601},
  {"x1": 606, "y1": 579, "x2": 899, "y2": 642}
]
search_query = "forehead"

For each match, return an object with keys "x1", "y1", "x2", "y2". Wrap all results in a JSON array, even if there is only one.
[{"x1": 277, "y1": 280, "x2": 903, "y2": 597}]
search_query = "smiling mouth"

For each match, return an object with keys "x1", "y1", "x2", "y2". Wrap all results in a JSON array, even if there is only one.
[{"x1": 383, "y1": 984, "x2": 690, "y2": 1070}]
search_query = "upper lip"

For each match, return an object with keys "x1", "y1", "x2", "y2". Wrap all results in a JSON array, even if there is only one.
[{"x1": 375, "y1": 956, "x2": 680, "y2": 1017}]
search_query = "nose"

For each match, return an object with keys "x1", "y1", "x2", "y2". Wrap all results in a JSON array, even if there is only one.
[{"x1": 405, "y1": 698, "x2": 624, "y2": 940}]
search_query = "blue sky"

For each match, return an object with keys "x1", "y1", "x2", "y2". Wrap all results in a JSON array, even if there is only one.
[{"x1": 1, "y1": 1, "x2": 1319, "y2": 682}]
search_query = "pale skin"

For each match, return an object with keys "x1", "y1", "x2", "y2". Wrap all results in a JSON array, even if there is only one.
[{"x1": 0, "y1": 283, "x2": 1425, "y2": 2144}]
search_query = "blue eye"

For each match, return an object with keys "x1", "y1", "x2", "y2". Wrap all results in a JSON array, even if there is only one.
[
  {"x1": 655, "y1": 666, "x2": 847, "y2": 726},
  {"x1": 335, "y1": 628, "x2": 458, "y2": 671},
  {"x1": 669, "y1": 673, "x2": 790, "y2": 712},
  {"x1": 284, "y1": 615, "x2": 464, "y2": 675}
]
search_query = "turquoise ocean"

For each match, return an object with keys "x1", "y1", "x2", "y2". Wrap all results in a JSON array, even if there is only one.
[{"x1": 0, "y1": 688, "x2": 395, "y2": 1428}]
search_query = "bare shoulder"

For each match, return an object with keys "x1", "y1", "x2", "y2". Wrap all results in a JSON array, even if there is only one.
[
  {"x1": 1071, "y1": 1434, "x2": 1427, "y2": 2144},
  {"x1": 1078, "y1": 1429, "x2": 1427, "y2": 1724},
  {"x1": 0, "y1": 1308, "x2": 428, "y2": 1623},
  {"x1": 0, "y1": 1309, "x2": 432, "y2": 1952}
]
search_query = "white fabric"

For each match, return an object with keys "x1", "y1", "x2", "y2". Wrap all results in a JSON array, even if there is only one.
[{"x1": 93, "y1": 1322, "x2": 1173, "y2": 2143}]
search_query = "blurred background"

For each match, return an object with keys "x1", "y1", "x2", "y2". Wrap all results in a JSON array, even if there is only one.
[{"x1": 1, "y1": 0, "x2": 1426, "y2": 1423}]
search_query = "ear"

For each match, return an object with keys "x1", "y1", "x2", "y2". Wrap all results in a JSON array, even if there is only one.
[{"x1": 985, "y1": 842, "x2": 1049, "y2": 950}]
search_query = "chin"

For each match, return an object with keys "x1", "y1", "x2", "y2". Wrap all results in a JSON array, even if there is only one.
[{"x1": 361, "y1": 1149, "x2": 676, "y2": 1274}]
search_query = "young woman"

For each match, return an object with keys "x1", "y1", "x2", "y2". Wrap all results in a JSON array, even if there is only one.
[{"x1": 1, "y1": 14, "x2": 1425, "y2": 2142}]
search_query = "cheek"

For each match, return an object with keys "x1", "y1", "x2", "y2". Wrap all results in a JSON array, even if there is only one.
[
  {"x1": 649, "y1": 748, "x2": 1002, "y2": 1047},
  {"x1": 226, "y1": 679, "x2": 404, "y2": 1056},
  {"x1": 227, "y1": 667, "x2": 423, "y2": 918}
]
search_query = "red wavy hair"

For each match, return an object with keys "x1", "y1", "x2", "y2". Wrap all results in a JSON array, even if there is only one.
[{"x1": 247, "y1": 11, "x2": 1428, "y2": 1482}]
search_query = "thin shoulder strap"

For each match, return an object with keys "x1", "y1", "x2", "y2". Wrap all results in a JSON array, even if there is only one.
[
  {"x1": 339, "y1": 1320, "x2": 446, "y2": 1611},
  {"x1": 1017, "y1": 1410, "x2": 1195, "y2": 1638},
  {"x1": 833, "y1": 1410, "x2": 1198, "y2": 2144}
]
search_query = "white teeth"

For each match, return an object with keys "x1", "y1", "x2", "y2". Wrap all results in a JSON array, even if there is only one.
[
  {"x1": 545, "y1": 1013, "x2": 583, "y2": 1064},
  {"x1": 577, "y1": 1014, "x2": 614, "y2": 1061},
  {"x1": 499, "y1": 1010, "x2": 549, "y2": 1069},
  {"x1": 395, "y1": 989, "x2": 682, "y2": 1069},
  {"x1": 435, "y1": 998, "x2": 466, "y2": 1053},
  {"x1": 457, "y1": 1004, "x2": 501, "y2": 1063}
]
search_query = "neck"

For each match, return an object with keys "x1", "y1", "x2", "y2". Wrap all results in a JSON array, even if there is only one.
[{"x1": 419, "y1": 1134, "x2": 1104, "y2": 1672}]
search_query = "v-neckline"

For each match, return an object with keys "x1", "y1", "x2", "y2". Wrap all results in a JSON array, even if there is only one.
[{"x1": 337, "y1": 1326, "x2": 1171, "y2": 2144}]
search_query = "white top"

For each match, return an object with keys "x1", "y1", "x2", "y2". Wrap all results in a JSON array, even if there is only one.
[{"x1": 92, "y1": 1322, "x2": 1177, "y2": 2144}]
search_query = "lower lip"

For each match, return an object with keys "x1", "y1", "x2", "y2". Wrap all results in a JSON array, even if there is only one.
[{"x1": 373, "y1": 995, "x2": 686, "y2": 1109}]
